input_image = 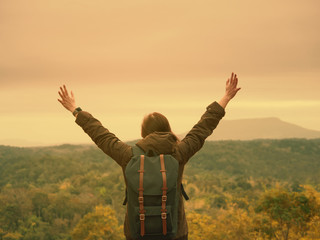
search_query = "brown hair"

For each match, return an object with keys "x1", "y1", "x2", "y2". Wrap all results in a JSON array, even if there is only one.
[{"x1": 141, "y1": 112, "x2": 173, "y2": 138}]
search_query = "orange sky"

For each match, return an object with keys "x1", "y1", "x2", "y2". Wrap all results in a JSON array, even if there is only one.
[{"x1": 1, "y1": 0, "x2": 320, "y2": 146}]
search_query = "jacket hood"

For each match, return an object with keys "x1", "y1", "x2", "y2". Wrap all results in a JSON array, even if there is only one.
[{"x1": 136, "y1": 132, "x2": 178, "y2": 155}]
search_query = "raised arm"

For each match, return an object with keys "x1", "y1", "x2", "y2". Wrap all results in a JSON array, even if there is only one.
[
  {"x1": 57, "y1": 85, "x2": 132, "y2": 167},
  {"x1": 178, "y1": 72, "x2": 241, "y2": 162}
]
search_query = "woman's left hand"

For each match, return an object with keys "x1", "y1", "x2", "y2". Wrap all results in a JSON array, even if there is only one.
[
  {"x1": 225, "y1": 72, "x2": 241, "y2": 100},
  {"x1": 58, "y1": 85, "x2": 77, "y2": 113}
]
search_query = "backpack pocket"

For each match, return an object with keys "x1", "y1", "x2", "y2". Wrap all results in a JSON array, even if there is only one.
[{"x1": 135, "y1": 205, "x2": 173, "y2": 237}]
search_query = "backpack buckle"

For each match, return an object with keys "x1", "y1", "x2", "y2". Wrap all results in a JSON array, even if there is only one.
[
  {"x1": 140, "y1": 213, "x2": 145, "y2": 221},
  {"x1": 162, "y1": 196, "x2": 167, "y2": 202},
  {"x1": 161, "y1": 212, "x2": 167, "y2": 219},
  {"x1": 138, "y1": 197, "x2": 144, "y2": 203}
]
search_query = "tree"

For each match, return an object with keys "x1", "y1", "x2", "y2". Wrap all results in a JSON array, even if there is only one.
[
  {"x1": 32, "y1": 192, "x2": 49, "y2": 218},
  {"x1": 255, "y1": 186, "x2": 318, "y2": 239},
  {"x1": 300, "y1": 185, "x2": 320, "y2": 239},
  {"x1": 211, "y1": 203, "x2": 260, "y2": 240},
  {"x1": 1, "y1": 204, "x2": 22, "y2": 232},
  {"x1": 187, "y1": 212, "x2": 217, "y2": 240},
  {"x1": 72, "y1": 205, "x2": 123, "y2": 240},
  {"x1": 2, "y1": 232, "x2": 22, "y2": 240}
]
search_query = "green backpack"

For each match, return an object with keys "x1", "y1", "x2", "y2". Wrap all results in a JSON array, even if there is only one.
[{"x1": 124, "y1": 146, "x2": 184, "y2": 240}]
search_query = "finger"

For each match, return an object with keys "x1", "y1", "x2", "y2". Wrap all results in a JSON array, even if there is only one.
[
  {"x1": 71, "y1": 91, "x2": 74, "y2": 99},
  {"x1": 60, "y1": 87, "x2": 66, "y2": 97},
  {"x1": 235, "y1": 76, "x2": 238, "y2": 87},
  {"x1": 58, "y1": 91, "x2": 64, "y2": 99},
  {"x1": 63, "y1": 85, "x2": 69, "y2": 97},
  {"x1": 233, "y1": 74, "x2": 238, "y2": 87},
  {"x1": 234, "y1": 74, "x2": 238, "y2": 86},
  {"x1": 230, "y1": 72, "x2": 234, "y2": 85}
]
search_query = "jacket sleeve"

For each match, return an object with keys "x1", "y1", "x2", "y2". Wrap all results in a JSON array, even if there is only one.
[
  {"x1": 75, "y1": 111, "x2": 132, "y2": 167},
  {"x1": 177, "y1": 101, "x2": 225, "y2": 163}
]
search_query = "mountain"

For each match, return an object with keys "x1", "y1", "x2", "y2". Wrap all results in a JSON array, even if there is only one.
[{"x1": 179, "y1": 117, "x2": 320, "y2": 140}]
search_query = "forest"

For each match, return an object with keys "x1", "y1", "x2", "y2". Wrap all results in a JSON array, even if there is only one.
[{"x1": 0, "y1": 138, "x2": 320, "y2": 240}]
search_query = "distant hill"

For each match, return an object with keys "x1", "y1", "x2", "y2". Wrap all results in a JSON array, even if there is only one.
[{"x1": 179, "y1": 117, "x2": 320, "y2": 140}]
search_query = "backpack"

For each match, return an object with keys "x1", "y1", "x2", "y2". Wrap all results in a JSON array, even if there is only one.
[{"x1": 124, "y1": 146, "x2": 187, "y2": 240}]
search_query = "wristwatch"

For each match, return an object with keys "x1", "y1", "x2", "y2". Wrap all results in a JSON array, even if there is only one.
[{"x1": 72, "y1": 107, "x2": 82, "y2": 116}]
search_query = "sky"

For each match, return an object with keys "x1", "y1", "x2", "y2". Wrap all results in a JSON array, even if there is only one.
[{"x1": 0, "y1": 0, "x2": 320, "y2": 146}]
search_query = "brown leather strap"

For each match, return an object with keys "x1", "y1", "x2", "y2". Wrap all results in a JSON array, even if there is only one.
[
  {"x1": 138, "y1": 155, "x2": 145, "y2": 236},
  {"x1": 159, "y1": 154, "x2": 168, "y2": 235}
]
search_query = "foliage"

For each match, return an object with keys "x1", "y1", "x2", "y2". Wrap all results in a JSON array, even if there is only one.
[
  {"x1": 0, "y1": 139, "x2": 319, "y2": 239},
  {"x1": 255, "y1": 186, "x2": 320, "y2": 239},
  {"x1": 187, "y1": 139, "x2": 320, "y2": 185},
  {"x1": 187, "y1": 212, "x2": 216, "y2": 240},
  {"x1": 71, "y1": 205, "x2": 123, "y2": 240}
]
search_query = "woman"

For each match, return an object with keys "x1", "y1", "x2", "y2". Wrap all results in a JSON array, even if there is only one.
[{"x1": 58, "y1": 73, "x2": 240, "y2": 240}]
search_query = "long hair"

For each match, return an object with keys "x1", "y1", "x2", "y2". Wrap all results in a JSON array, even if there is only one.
[{"x1": 141, "y1": 112, "x2": 177, "y2": 139}]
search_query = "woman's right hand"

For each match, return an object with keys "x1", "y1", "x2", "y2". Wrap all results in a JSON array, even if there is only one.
[
  {"x1": 58, "y1": 85, "x2": 77, "y2": 113},
  {"x1": 218, "y1": 72, "x2": 241, "y2": 109}
]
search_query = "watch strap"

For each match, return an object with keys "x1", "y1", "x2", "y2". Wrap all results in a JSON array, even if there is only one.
[{"x1": 72, "y1": 107, "x2": 82, "y2": 116}]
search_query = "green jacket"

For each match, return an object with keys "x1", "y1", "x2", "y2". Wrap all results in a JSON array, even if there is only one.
[{"x1": 75, "y1": 101, "x2": 225, "y2": 240}]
